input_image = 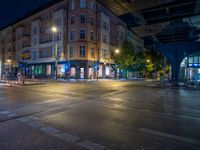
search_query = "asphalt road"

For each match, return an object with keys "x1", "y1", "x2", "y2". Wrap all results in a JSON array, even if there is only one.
[{"x1": 0, "y1": 81, "x2": 200, "y2": 150}]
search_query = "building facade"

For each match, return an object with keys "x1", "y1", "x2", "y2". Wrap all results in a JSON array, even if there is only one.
[{"x1": 0, "y1": 0, "x2": 143, "y2": 79}]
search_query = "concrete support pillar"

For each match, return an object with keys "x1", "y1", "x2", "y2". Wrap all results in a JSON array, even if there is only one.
[{"x1": 171, "y1": 61, "x2": 181, "y2": 82}]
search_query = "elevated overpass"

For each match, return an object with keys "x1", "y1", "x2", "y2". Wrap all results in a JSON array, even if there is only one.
[{"x1": 99, "y1": 0, "x2": 200, "y2": 81}]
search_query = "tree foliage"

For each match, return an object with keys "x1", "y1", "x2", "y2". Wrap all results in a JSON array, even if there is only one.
[
  {"x1": 114, "y1": 40, "x2": 146, "y2": 78},
  {"x1": 114, "y1": 41, "x2": 171, "y2": 78},
  {"x1": 115, "y1": 40, "x2": 135, "y2": 70}
]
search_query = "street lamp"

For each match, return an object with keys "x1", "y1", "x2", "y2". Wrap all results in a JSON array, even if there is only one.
[
  {"x1": 51, "y1": 26, "x2": 58, "y2": 80},
  {"x1": 6, "y1": 59, "x2": 11, "y2": 63},
  {"x1": 51, "y1": 26, "x2": 57, "y2": 33},
  {"x1": 115, "y1": 49, "x2": 120, "y2": 54},
  {"x1": 146, "y1": 59, "x2": 150, "y2": 63}
]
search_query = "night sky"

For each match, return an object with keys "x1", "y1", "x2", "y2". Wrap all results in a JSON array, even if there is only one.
[{"x1": 0, "y1": 0, "x2": 51, "y2": 28}]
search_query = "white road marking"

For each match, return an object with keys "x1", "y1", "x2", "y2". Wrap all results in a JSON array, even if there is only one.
[
  {"x1": 0, "y1": 111, "x2": 11, "y2": 114},
  {"x1": 7, "y1": 113, "x2": 17, "y2": 117},
  {"x1": 26, "y1": 120, "x2": 44, "y2": 128},
  {"x1": 102, "y1": 91, "x2": 125, "y2": 97},
  {"x1": 139, "y1": 128, "x2": 200, "y2": 146},
  {"x1": 16, "y1": 117, "x2": 32, "y2": 123},
  {"x1": 79, "y1": 140, "x2": 106, "y2": 150},
  {"x1": 55, "y1": 133, "x2": 80, "y2": 143},
  {"x1": 35, "y1": 97, "x2": 68, "y2": 104},
  {"x1": 40, "y1": 127, "x2": 60, "y2": 135}
]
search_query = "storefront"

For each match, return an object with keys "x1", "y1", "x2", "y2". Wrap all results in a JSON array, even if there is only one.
[
  {"x1": 180, "y1": 52, "x2": 200, "y2": 81},
  {"x1": 18, "y1": 60, "x2": 117, "y2": 79}
]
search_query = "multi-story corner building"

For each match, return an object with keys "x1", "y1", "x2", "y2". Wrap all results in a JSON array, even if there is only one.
[{"x1": 0, "y1": 0, "x2": 144, "y2": 79}]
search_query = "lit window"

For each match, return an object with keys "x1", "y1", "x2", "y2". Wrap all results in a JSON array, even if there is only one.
[
  {"x1": 188, "y1": 57, "x2": 193, "y2": 63},
  {"x1": 90, "y1": 1, "x2": 95, "y2": 12},
  {"x1": 71, "y1": 0, "x2": 75, "y2": 10},
  {"x1": 194, "y1": 56, "x2": 198, "y2": 63},
  {"x1": 80, "y1": 0, "x2": 86, "y2": 8}
]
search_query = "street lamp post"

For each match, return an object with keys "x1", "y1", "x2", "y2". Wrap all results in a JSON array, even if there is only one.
[
  {"x1": 6, "y1": 59, "x2": 11, "y2": 73},
  {"x1": 67, "y1": 44, "x2": 70, "y2": 82},
  {"x1": 51, "y1": 26, "x2": 58, "y2": 80},
  {"x1": 114, "y1": 49, "x2": 120, "y2": 80}
]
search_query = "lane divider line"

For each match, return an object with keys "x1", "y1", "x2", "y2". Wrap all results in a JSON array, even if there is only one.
[
  {"x1": 55, "y1": 133, "x2": 80, "y2": 143},
  {"x1": 79, "y1": 140, "x2": 106, "y2": 150},
  {"x1": 35, "y1": 97, "x2": 68, "y2": 104}
]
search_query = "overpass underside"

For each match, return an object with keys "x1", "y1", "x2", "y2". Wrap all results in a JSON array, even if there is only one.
[{"x1": 99, "y1": 0, "x2": 200, "y2": 82}]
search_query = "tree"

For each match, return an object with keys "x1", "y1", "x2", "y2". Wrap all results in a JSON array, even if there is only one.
[
  {"x1": 144, "y1": 50, "x2": 171, "y2": 81},
  {"x1": 114, "y1": 40, "x2": 135, "y2": 78},
  {"x1": 114, "y1": 40, "x2": 147, "y2": 78}
]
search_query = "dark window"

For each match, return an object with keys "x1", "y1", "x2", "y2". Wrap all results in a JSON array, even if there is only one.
[
  {"x1": 55, "y1": 18, "x2": 61, "y2": 26},
  {"x1": 80, "y1": 46, "x2": 86, "y2": 57},
  {"x1": 80, "y1": 14, "x2": 86, "y2": 23},
  {"x1": 70, "y1": 47, "x2": 74, "y2": 57},
  {"x1": 55, "y1": 32, "x2": 61, "y2": 41},
  {"x1": 71, "y1": 16, "x2": 75, "y2": 24},
  {"x1": 89, "y1": 18, "x2": 94, "y2": 26},
  {"x1": 33, "y1": 26, "x2": 37, "y2": 34},
  {"x1": 102, "y1": 49, "x2": 109, "y2": 59},
  {"x1": 90, "y1": 47, "x2": 94, "y2": 57},
  {"x1": 80, "y1": 29, "x2": 86, "y2": 39},
  {"x1": 90, "y1": 32, "x2": 94, "y2": 41},
  {"x1": 32, "y1": 51, "x2": 37, "y2": 60},
  {"x1": 39, "y1": 47, "x2": 52, "y2": 58},
  {"x1": 57, "y1": 47, "x2": 62, "y2": 57},
  {"x1": 102, "y1": 21, "x2": 109, "y2": 30},
  {"x1": 70, "y1": 31, "x2": 75, "y2": 40},
  {"x1": 102, "y1": 35, "x2": 108, "y2": 43}
]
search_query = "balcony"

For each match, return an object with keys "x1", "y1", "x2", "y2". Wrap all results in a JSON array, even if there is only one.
[
  {"x1": 39, "y1": 40, "x2": 52, "y2": 44},
  {"x1": 22, "y1": 43, "x2": 31, "y2": 48}
]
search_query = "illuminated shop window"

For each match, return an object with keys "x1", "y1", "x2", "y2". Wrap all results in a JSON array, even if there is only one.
[
  {"x1": 188, "y1": 57, "x2": 193, "y2": 63},
  {"x1": 70, "y1": 67, "x2": 76, "y2": 77}
]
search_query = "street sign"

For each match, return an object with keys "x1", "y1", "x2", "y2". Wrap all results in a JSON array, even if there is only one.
[{"x1": 21, "y1": 53, "x2": 30, "y2": 59}]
